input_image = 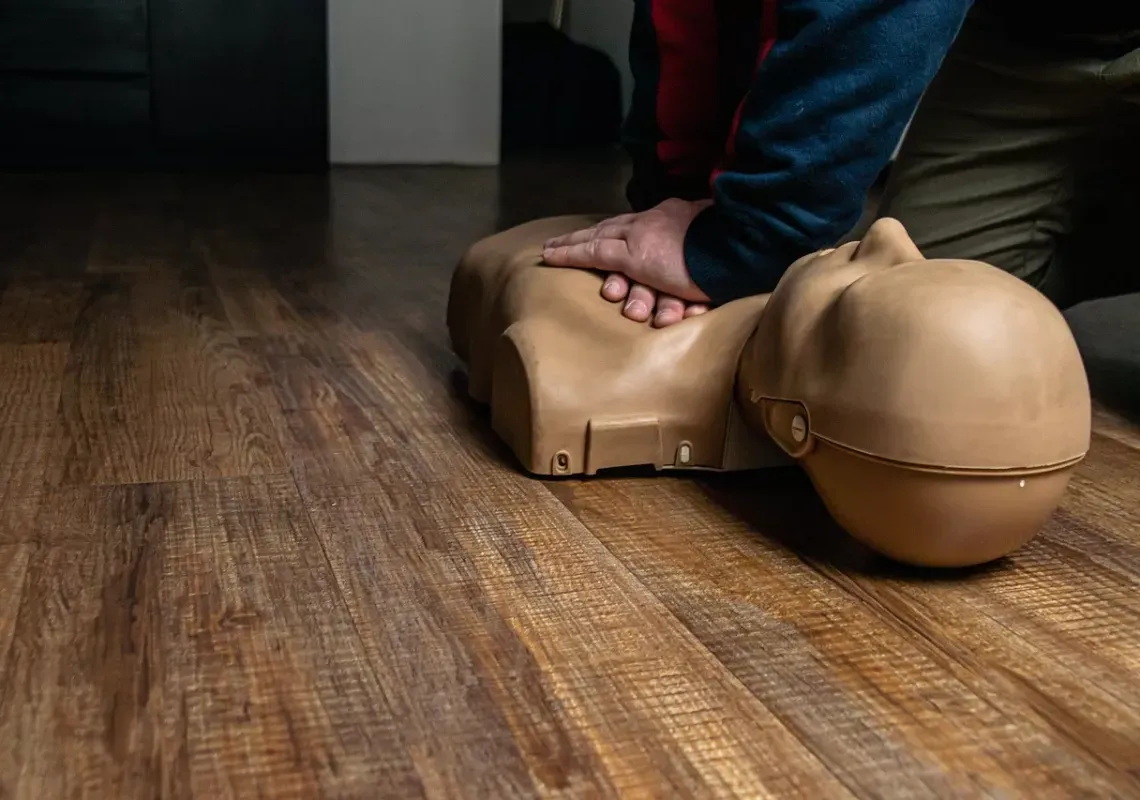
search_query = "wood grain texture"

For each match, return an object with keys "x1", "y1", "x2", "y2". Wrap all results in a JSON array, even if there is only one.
[
  {"x1": 58, "y1": 271, "x2": 289, "y2": 486},
  {"x1": 547, "y1": 471, "x2": 1140, "y2": 797},
  {"x1": 0, "y1": 480, "x2": 424, "y2": 798},
  {"x1": 0, "y1": 163, "x2": 1137, "y2": 798}
]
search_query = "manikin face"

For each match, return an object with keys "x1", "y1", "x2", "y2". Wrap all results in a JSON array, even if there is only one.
[
  {"x1": 737, "y1": 216, "x2": 1090, "y2": 473},
  {"x1": 782, "y1": 216, "x2": 928, "y2": 300}
]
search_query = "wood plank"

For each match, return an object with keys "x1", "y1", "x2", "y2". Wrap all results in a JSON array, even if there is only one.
[
  {"x1": 252, "y1": 321, "x2": 850, "y2": 795},
  {"x1": 292, "y1": 443, "x2": 849, "y2": 791},
  {"x1": 308, "y1": 476, "x2": 842, "y2": 798},
  {"x1": 196, "y1": 169, "x2": 498, "y2": 338},
  {"x1": 0, "y1": 544, "x2": 33, "y2": 680},
  {"x1": 0, "y1": 466, "x2": 855, "y2": 795},
  {"x1": 1063, "y1": 430, "x2": 1140, "y2": 536},
  {"x1": 0, "y1": 423, "x2": 68, "y2": 525},
  {"x1": 547, "y1": 466, "x2": 1140, "y2": 796},
  {"x1": 200, "y1": 232, "x2": 340, "y2": 343},
  {"x1": 0, "y1": 345, "x2": 71, "y2": 523},
  {"x1": 0, "y1": 279, "x2": 88, "y2": 343},
  {"x1": 0, "y1": 178, "x2": 98, "y2": 280},
  {"x1": 0, "y1": 344, "x2": 70, "y2": 426},
  {"x1": 86, "y1": 182, "x2": 197, "y2": 276},
  {"x1": 57, "y1": 273, "x2": 290, "y2": 485},
  {"x1": 0, "y1": 478, "x2": 422, "y2": 799},
  {"x1": 1092, "y1": 404, "x2": 1140, "y2": 453}
]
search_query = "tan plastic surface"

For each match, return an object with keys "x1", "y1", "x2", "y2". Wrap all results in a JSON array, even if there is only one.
[
  {"x1": 447, "y1": 215, "x2": 1093, "y2": 567},
  {"x1": 737, "y1": 218, "x2": 1092, "y2": 471},
  {"x1": 804, "y1": 439, "x2": 1079, "y2": 567},
  {"x1": 447, "y1": 215, "x2": 790, "y2": 476},
  {"x1": 736, "y1": 217, "x2": 1092, "y2": 566}
]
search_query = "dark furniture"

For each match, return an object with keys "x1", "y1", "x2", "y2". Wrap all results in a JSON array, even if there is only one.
[{"x1": 0, "y1": 0, "x2": 328, "y2": 170}]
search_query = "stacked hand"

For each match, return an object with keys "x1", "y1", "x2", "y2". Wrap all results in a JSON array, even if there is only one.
[{"x1": 542, "y1": 198, "x2": 712, "y2": 328}]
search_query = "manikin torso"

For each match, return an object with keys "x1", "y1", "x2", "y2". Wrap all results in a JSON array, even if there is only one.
[{"x1": 448, "y1": 215, "x2": 1091, "y2": 567}]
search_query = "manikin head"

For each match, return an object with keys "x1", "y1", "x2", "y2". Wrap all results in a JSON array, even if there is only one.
[{"x1": 736, "y1": 218, "x2": 1091, "y2": 567}]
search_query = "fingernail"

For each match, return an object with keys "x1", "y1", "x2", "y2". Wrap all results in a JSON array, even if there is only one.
[
  {"x1": 625, "y1": 300, "x2": 646, "y2": 316},
  {"x1": 603, "y1": 278, "x2": 617, "y2": 293}
]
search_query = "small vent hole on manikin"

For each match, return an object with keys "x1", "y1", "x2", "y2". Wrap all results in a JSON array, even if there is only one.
[{"x1": 677, "y1": 442, "x2": 692, "y2": 466}]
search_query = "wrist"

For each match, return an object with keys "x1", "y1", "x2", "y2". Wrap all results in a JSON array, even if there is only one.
[{"x1": 683, "y1": 204, "x2": 784, "y2": 305}]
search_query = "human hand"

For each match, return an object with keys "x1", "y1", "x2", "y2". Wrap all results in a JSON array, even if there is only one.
[{"x1": 541, "y1": 198, "x2": 712, "y2": 327}]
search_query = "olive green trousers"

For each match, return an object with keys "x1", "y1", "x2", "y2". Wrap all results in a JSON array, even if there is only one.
[{"x1": 877, "y1": 8, "x2": 1140, "y2": 309}]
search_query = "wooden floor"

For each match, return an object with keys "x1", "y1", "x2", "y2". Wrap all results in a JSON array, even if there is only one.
[{"x1": 1, "y1": 159, "x2": 1139, "y2": 799}]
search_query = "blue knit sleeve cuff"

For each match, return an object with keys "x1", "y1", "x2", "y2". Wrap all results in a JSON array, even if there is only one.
[{"x1": 683, "y1": 204, "x2": 794, "y2": 307}]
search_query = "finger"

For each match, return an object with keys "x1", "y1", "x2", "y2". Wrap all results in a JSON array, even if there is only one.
[
  {"x1": 545, "y1": 223, "x2": 628, "y2": 250},
  {"x1": 543, "y1": 216, "x2": 629, "y2": 248},
  {"x1": 601, "y1": 273, "x2": 629, "y2": 302},
  {"x1": 683, "y1": 303, "x2": 710, "y2": 318},
  {"x1": 596, "y1": 212, "x2": 638, "y2": 227},
  {"x1": 653, "y1": 295, "x2": 687, "y2": 328},
  {"x1": 543, "y1": 239, "x2": 632, "y2": 272},
  {"x1": 572, "y1": 212, "x2": 636, "y2": 234},
  {"x1": 543, "y1": 230, "x2": 587, "y2": 249},
  {"x1": 623, "y1": 283, "x2": 656, "y2": 323}
]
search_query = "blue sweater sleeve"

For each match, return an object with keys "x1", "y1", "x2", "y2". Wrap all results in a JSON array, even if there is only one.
[{"x1": 683, "y1": 0, "x2": 973, "y2": 305}]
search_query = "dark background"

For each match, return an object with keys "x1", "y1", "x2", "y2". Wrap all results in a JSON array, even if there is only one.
[{"x1": 0, "y1": 0, "x2": 328, "y2": 170}]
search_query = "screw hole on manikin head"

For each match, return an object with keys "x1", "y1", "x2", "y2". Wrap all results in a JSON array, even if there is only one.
[{"x1": 791, "y1": 415, "x2": 807, "y2": 443}]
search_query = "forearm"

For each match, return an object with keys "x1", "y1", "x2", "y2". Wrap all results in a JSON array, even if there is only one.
[{"x1": 684, "y1": 0, "x2": 973, "y2": 305}]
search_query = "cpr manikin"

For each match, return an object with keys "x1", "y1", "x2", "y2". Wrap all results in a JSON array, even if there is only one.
[{"x1": 447, "y1": 216, "x2": 1092, "y2": 567}]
